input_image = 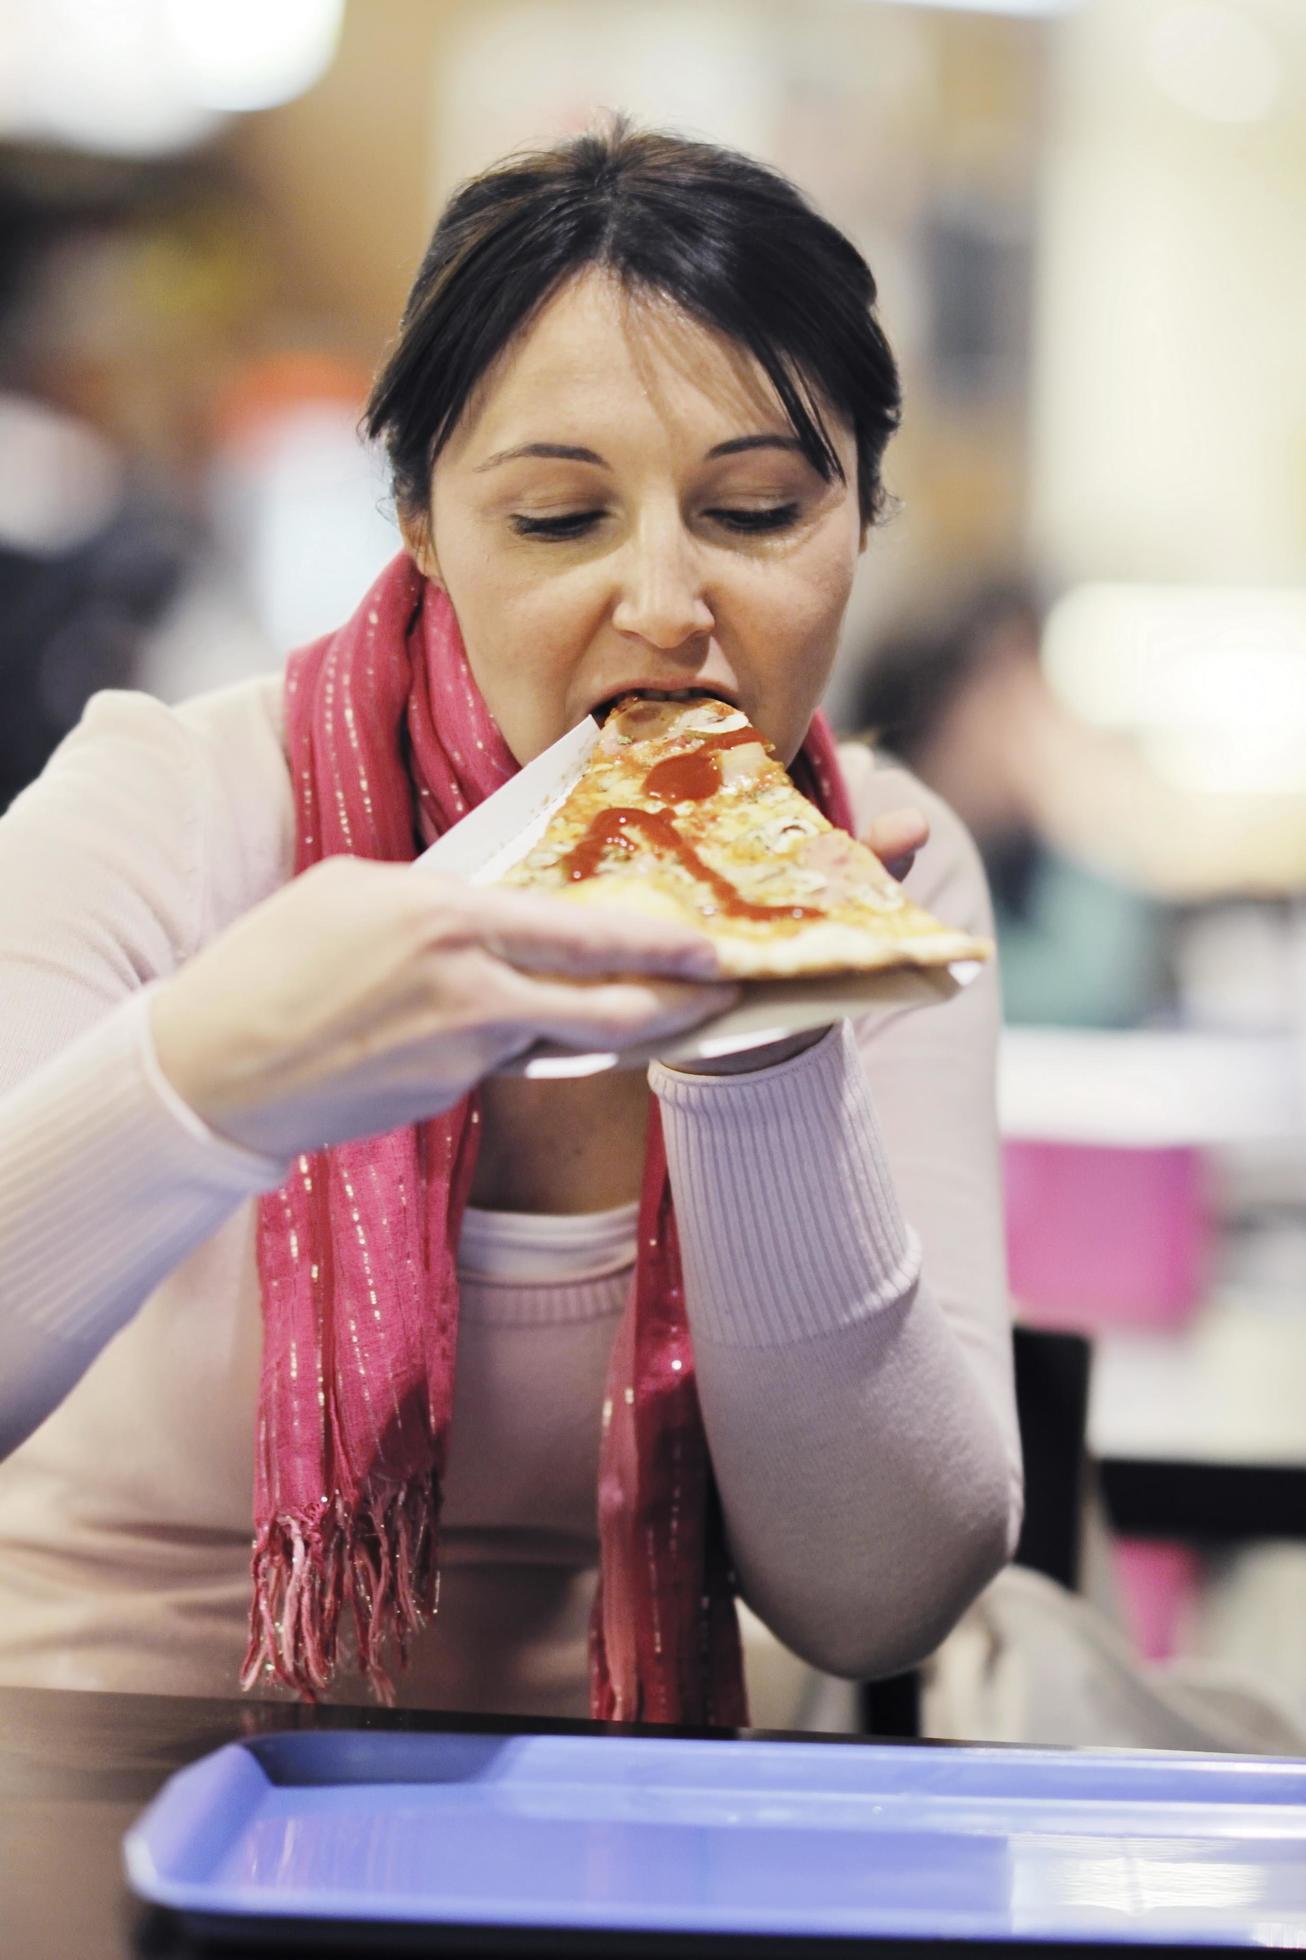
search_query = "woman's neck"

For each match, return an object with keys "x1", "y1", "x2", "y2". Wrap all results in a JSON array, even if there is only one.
[{"x1": 470, "y1": 1069, "x2": 650, "y2": 1214}]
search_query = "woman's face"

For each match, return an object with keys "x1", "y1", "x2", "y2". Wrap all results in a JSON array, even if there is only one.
[{"x1": 414, "y1": 269, "x2": 864, "y2": 765}]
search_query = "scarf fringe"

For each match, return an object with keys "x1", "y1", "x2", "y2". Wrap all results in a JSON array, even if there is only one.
[{"x1": 240, "y1": 1477, "x2": 437, "y2": 1706}]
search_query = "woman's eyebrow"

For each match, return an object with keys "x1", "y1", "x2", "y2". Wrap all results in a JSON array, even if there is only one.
[
  {"x1": 474, "y1": 434, "x2": 804, "y2": 473},
  {"x1": 705, "y1": 435, "x2": 803, "y2": 460},
  {"x1": 475, "y1": 442, "x2": 607, "y2": 472}
]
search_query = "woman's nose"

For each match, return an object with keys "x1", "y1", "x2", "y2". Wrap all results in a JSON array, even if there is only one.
[{"x1": 611, "y1": 526, "x2": 715, "y2": 650}]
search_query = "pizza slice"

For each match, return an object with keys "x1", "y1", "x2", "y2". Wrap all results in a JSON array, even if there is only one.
[{"x1": 498, "y1": 693, "x2": 992, "y2": 980}]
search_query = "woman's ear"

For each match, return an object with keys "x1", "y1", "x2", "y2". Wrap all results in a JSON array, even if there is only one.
[{"x1": 399, "y1": 510, "x2": 442, "y2": 586}]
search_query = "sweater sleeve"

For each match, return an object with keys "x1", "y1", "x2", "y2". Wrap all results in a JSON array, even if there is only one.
[
  {"x1": 0, "y1": 691, "x2": 288, "y2": 1458},
  {"x1": 648, "y1": 755, "x2": 1022, "y2": 1680}
]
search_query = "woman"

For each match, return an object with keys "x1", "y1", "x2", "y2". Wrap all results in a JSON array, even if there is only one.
[{"x1": 0, "y1": 123, "x2": 1020, "y2": 1723}]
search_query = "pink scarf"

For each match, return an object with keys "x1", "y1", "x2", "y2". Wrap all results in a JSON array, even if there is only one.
[{"x1": 243, "y1": 551, "x2": 853, "y2": 1719}]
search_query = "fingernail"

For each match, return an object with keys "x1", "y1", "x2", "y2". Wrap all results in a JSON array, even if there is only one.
[{"x1": 681, "y1": 943, "x2": 724, "y2": 979}]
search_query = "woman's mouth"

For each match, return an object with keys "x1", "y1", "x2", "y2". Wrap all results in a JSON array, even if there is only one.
[{"x1": 591, "y1": 685, "x2": 737, "y2": 725}]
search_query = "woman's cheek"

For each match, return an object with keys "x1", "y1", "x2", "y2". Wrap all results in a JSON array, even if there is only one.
[
  {"x1": 769, "y1": 559, "x2": 846, "y2": 663},
  {"x1": 491, "y1": 585, "x2": 597, "y2": 746},
  {"x1": 775, "y1": 601, "x2": 847, "y2": 753}
]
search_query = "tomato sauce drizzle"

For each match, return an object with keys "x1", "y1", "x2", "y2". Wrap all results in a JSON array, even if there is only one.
[
  {"x1": 641, "y1": 728, "x2": 762, "y2": 805},
  {"x1": 562, "y1": 805, "x2": 818, "y2": 923}
]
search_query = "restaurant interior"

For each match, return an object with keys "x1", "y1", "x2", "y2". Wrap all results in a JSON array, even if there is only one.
[{"x1": 2, "y1": 0, "x2": 1304, "y2": 1761}]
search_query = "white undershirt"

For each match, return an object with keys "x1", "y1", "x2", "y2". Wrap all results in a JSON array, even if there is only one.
[{"x1": 458, "y1": 1201, "x2": 640, "y2": 1283}]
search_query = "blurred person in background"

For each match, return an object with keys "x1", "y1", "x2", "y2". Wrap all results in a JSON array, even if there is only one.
[
  {"x1": 0, "y1": 121, "x2": 1021, "y2": 1729},
  {"x1": 850, "y1": 583, "x2": 1169, "y2": 1027},
  {"x1": 852, "y1": 582, "x2": 1306, "y2": 1029},
  {"x1": 0, "y1": 147, "x2": 283, "y2": 808},
  {"x1": 0, "y1": 155, "x2": 196, "y2": 811},
  {"x1": 0, "y1": 396, "x2": 189, "y2": 815}
]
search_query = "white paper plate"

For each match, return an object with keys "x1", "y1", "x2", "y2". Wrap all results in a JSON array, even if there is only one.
[{"x1": 497, "y1": 963, "x2": 977, "y2": 1078}]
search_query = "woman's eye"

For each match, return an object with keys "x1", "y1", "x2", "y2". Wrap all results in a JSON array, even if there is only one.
[
  {"x1": 710, "y1": 503, "x2": 801, "y2": 534},
  {"x1": 508, "y1": 502, "x2": 801, "y2": 541},
  {"x1": 509, "y1": 511, "x2": 603, "y2": 539}
]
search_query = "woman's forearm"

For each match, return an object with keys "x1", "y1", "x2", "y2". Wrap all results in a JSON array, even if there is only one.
[
  {"x1": 650, "y1": 1019, "x2": 1022, "y2": 1677},
  {"x1": 682, "y1": 1282, "x2": 1018, "y2": 1679},
  {"x1": 0, "y1": 990, "x2": 286, "y2": 1457}
]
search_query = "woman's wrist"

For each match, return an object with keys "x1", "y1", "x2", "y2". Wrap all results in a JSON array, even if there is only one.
[
  {"x1": 149, "y1": 979, "x2": 216, "y2": 1118},
  {"x1": 137, "y1": 986, "x2": 291, "y2": 1178},
  {"x1": 147, "y1": 976, "x2": 274, "y2": 1155}
]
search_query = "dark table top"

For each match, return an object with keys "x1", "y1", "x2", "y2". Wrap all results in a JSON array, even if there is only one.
[{"x1": 1, "y1": 1682, "x2": 667, "y2": 1960}]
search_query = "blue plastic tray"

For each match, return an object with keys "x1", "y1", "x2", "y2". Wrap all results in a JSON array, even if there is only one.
[{"x1": 124, "y1": 1729, "x2": 1306, "y2": 1949}]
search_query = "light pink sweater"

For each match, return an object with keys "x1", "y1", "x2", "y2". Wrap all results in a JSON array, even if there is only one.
[{"x1": 0, "y1": 674, "x2": 1021, "y2": 1717}]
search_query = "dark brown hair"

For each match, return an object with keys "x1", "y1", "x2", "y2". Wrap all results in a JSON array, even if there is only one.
[{"x1": 363, "y1": 119, "x2": 902, "y2": 529}]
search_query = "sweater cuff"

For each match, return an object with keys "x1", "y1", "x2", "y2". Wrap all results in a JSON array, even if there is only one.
[{"x1": 649, "y1": 1019, "x2": 920, "y2": 1349}]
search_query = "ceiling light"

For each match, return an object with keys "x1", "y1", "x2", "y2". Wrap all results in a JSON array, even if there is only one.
[
  {"x1": 0, "y1": 0, "x2": 344, "y2": 155},
  {"x1": 1146, "y1": 3, "x2": 1280, "y2": 125},
  {"x1": 162, "y1": 0, "x2": 345, "y2": 115},
  {"x1": 2, "y1": 0, "x2": 219, "y2": 155},
  {"x1": 864, "y1": 1, "x2": 1083, "y2": 14}
]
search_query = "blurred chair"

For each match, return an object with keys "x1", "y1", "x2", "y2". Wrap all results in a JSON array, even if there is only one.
[
  {"x1": 860, "y1": 1323, "x2": 1093, "y2": 1738},
  {"x1": 1004, "y1": 1138, "x2": 1210, "y2": 1334}
]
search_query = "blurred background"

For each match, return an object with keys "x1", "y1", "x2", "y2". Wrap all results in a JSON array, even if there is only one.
[{"x1": 2, "y1": 0, "x2": 1304, "y2": 1741}]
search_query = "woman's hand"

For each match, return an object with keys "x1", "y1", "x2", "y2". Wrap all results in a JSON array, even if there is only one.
[
  {"x1": 150, "y1": 856, "x2": 734, "y2": 1159},
  {"x1": 863, "y1": 804, "x2": 930, "y2": 884},
  {"x1": 669, "y1": 801, "x2": 933, "y2": 1077}
]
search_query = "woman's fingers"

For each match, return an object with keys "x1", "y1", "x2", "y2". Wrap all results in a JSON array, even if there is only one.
[
  {"x1": 862, "y1": 805, "x2": 930, "y2": 883},
  {"x1": 492, "y1": 971, "x2": 740, "y2": 1052},
  {"x1": 462, "y1": 883, "x2": 723, "y2": 980},
  {"x1": 152, "y1": 857, "x2": 737, "y2": 1159}
]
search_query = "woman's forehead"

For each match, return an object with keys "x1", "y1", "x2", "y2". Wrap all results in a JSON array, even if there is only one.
[{"x1": 449, "y1": 269, "x2": 794, "y2": 457}]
